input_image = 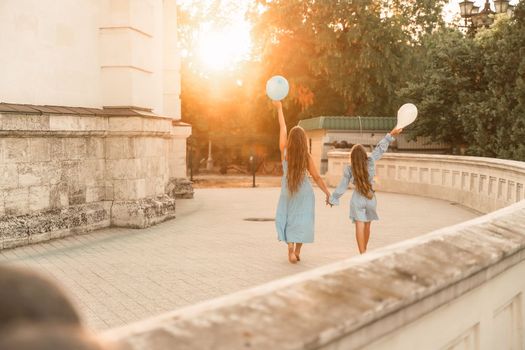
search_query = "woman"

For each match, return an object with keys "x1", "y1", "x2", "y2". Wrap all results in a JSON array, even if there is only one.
[
  {"x1": 274, "y1": 101, "x2": 332, "y2": 264},
  {"x1": 329, "y1": 128, "x2": 402, "y2": 254}
]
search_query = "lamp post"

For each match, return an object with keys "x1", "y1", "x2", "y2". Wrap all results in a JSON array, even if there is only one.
[
  {"x1": 249, "y1": 155, "x2": 256, "y2": 188},
  {"x1": 459, "y1": 0, "x2": 515, "y2": 33}
]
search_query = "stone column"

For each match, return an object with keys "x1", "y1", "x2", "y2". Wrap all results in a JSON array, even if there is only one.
[{"x1": 107, "y1": 113, "x2": 177, "y2": 228}]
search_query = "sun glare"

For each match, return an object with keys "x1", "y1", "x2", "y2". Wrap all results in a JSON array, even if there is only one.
[{"x1": 196, "y1": 22, "x2": 252, "y2": 72}]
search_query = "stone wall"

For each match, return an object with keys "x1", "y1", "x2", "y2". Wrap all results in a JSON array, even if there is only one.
[
  {"x1": 0, "y1": 106, "x2": 191, "y2": 249},
  {"x1": 105, "y1": 153, "x2": 525, "y2": 350}
]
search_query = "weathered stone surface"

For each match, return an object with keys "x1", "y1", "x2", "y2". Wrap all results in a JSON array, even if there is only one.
[
  {"x1": 113, "y1": 179, "x2": 146, "y2": 201},
  {"x1": 60, "y1": 161, "x2": 83, "y2": 205},
  {"x1": 85, "y1": 185, "x2": 105, "y2": 203},
  {"x1": 107, "y1": 159, "x2": 141, "y2": 180},
  {"x1": 80, "y1": 159, "x2": 105, "y2": 185},
  {"x1": 29, "y1": 185, "x2": 50, "y2": 212},
  {"x1": 169, "y1": 138, "x2": 188, "y2": 178},
  {"x1": 104, "y1": 181, "x2": 114, "y2": 201},
  {"x1": 143, "y1": 118, "x2": 171, "y2": 133},
  {"x1": 49, "y1": 115, "x2": 80, "y2": 130},
  {"x1": 29, "y1": 138, "x2": 51, "y2": 162},
  {"x1": 141, "y1": 157, "x2": 160, "y2": 178},
  {"x1": 108, "y1": 116, "x2": 143, "y2": 132},
  {"x1": 3, "y1": 138, "x2": 29, "y2": 163},
  {"x1": 0, "y1": 111, "x2": 190, "y2": 249},
  {"x1": 64, "y1": 137, "x2": 87, "y2": 160},
  {"x1": 145, "y1": 177, "x2": 157, "y2": 197},
  {"x1": 78, "y1": 116, "x2": 106, "y2": 131},
  {"x1": 4, "y1": 188, "x2": 29, "y2": 216},
  {"x1": 133, "y1": 138, "x2": 167, "y2": 158},
  {"x1": 106, "y1": 137, "x2": 135, "y2": 159},
  {"x1": 0, "y1": 202, "x2": 111, "y2": 250},
  {"x1": 166, "y1": 177, "x2": 194, "y2": 199},
  {"x1": 41, "y1": 161, "x2": 62, "y2": 185},
  {"x1": 50, "y1": 138, "x2": 66, "y2": 160},
  {"x1": 49, "y1": 182, "x2": 69, "y2": 208},
  {"x1": 0, "y1": 164, "x2": 18, "y2": 190},
  {"x1": 18, "y1": 163, "x2": 43, "y2": 187},
  {"x1": 86, "y1": 137, "x2": 105, "y2": 159},
  {"x1": 0, "y1": 192, "x2": 4, "y2": 216},
  {"x1": 1, "y1": 114, "x2": 50, "y2": 131},
  {"x1": 111, "y1": 195, "x2": 176, "y2": 228}
]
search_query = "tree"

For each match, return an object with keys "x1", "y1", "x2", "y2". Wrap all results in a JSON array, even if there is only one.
[
  {"x1": 250, "y1": 0, "x2": 446, "y2": 118},
  {"x1": 399, "y1": 28, "x2": 483, "y2": 149},
  {"x1": 400, "y1": 1, "x2": 525, "y2": 161},
  {"x1": 464, "y1": 5, "x2": 525, "y2": 160},
  {"x1": 178, "y1": 0, "x2": 449, "y2": 163}
]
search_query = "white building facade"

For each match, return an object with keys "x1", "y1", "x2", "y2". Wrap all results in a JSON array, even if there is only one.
[
  {"x1": 0, "y1": 0, "x2": 181, "y2": 116},
  {"x1": 0, "y1": 0, "x2": 191, "y2": 247}
]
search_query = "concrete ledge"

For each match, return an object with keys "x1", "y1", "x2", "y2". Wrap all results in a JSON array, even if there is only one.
[
  {"x1": 105, "y1": 201, "x2": 525, "y2": 349},
  {"x1": 0, "y1": 201, "x2": 111, "y2": 250}
]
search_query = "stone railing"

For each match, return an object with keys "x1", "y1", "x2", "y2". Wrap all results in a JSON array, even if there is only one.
[
  {"x1": 105, "y1": 153, "x2": 525, "y2": 350},
  {"x1": 326, "y1": 152, "x2": 525, "y2": 213}
]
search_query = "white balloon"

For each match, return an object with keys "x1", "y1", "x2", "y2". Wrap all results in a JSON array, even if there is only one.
[
  {"x1": 396, "y1": 103, "x2": 418, "y2": 129},
  {"x1": 266, "y1": 75, "x2": 289, "y2": 101}
]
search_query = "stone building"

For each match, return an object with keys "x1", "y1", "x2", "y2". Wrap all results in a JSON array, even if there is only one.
[{"x1": 0, "y1": 0, "x2": 191, "y2": 248}]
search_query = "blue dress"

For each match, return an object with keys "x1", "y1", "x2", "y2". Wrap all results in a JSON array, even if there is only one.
[
  {"x1": 275, "y1": 153, "x2": 315, "y2": 243},
  {"x1": 329, "y1": 134, "x2": 395, "y2": 223}
]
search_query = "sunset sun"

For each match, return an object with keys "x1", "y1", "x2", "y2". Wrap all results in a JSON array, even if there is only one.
[{"x1": 195, "y1": 22, "x2": 252, "y2": 71}]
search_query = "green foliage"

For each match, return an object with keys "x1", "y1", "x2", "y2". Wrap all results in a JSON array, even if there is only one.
[
  {"x1": 401, "y1": 1, "x2": 525, "y2": 161},
  {"x1": 399, "y1": 28, "x2": 482, "y2": 146},
  {"x1": 250, "y1": 0, "x2": 446, "y2": 117}
]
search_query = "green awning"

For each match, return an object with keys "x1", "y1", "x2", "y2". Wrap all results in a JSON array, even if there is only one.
[{"x1": 299, "y1": 116, "x2": 396, "y2": 131}]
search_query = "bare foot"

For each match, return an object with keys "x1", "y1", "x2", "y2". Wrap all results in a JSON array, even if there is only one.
[
  {"x1": 288, "y1": 250, "x2": 297, "y2": 264},
  {"x1": 294, "y1": 252, "x2": 301, "y2": 261}
]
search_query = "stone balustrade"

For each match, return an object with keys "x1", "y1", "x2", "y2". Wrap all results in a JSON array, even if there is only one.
[
  {"x1": 327, "y1": 152, "x2": 525, "y2": 214},
  {"x1": 106, "y1": 152, "x2": 525, "y2": 350}
]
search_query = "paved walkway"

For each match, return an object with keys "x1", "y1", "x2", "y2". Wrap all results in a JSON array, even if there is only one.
[{"x1": 0, "y1": 188, "x2": 478, "y2": 330}]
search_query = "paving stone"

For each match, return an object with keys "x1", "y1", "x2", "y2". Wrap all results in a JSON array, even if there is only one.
[{"x1": 0, "y1": 187, "x2": 478, "y2": 330}]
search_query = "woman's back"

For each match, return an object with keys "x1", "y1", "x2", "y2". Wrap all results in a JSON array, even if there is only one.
[{"x1": 276, "y1": 153, "x2": 315, "y2": 243}]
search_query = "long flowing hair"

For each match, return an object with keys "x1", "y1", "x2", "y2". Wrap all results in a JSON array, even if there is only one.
[
  {"x1": 286, "y1": 126, "x2": 309, "y2": 195},
  {"x1": 350, "y1": 144, "x2": 374, "y2": 199}
]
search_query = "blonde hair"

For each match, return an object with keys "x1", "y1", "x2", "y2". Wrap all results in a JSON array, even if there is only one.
[
  {"x1": 286, "y1": 126, "x2": 309, "y2": 195},
  {"x1": 350, "y1": 144, "x2": 373, "y2": 199}
]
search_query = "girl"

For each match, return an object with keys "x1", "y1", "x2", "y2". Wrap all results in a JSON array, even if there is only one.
[
  {"x1": 329, "y1": 128, "x2": 402, "y2": 254},
  {"x1": 273, "y1": 101, "x2": 332, "y2": 264}
]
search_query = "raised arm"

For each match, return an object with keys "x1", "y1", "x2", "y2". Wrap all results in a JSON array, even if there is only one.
[
  {"x1": 273, "y1": 101, "x2": 287, "y2": 161},
  {"x1": 329, "y1": 166, "x2": 352, "y2": 205},
  {"x1": 370, "y1": 127, "x2": 403, "y2": 161},
  {"x1": 307, "y1": 154, "x2": 332, "y2": 206}
]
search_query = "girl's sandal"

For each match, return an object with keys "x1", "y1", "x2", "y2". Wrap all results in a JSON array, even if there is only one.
[{"x1": 294, "y1": 253, "x2": 301, "y2": 262}]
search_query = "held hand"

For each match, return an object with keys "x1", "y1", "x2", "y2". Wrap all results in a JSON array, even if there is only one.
[
  {"x1": 272, "y1": 100, "x2": 283, "y2": 110},
  {"x1": 390, "y1": 128, "x2": 403, "y2": 136},
  {"x1": 325, "y1": 194, "x2": 333, "y2": 207}
]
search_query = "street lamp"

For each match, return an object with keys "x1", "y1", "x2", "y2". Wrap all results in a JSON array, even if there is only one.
[{"x1": 459, "y1": 0, "x2": 515, "y2": 32}]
